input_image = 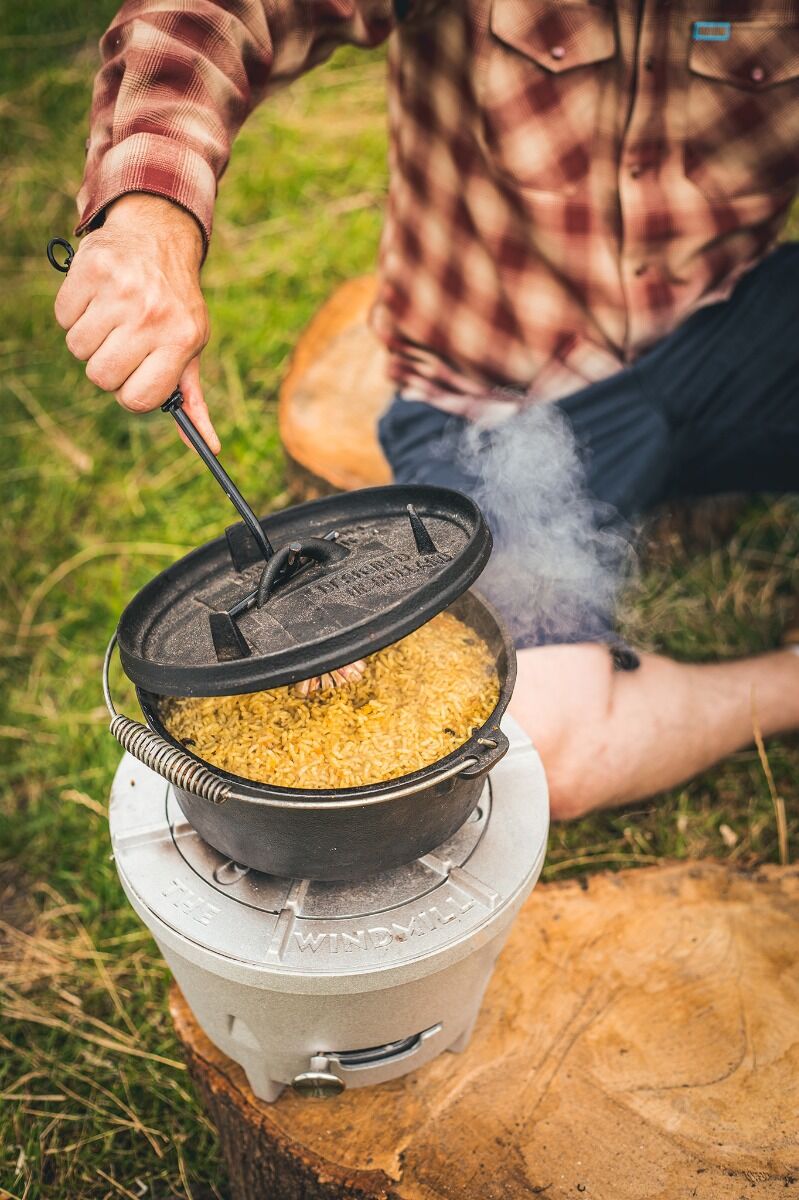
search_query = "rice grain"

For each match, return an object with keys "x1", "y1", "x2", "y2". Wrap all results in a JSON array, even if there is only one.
[{"x1": 161, "y1": 611, "x2": 499, "y2": 789}]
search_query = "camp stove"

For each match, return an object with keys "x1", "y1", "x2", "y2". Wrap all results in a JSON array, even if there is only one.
[{"x1": 110, "y1": 715, "x2": 548, "y2": 1101}]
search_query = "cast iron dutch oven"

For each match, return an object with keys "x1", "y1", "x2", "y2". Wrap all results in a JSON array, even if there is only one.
[{"x1": 103, "y1": 485, "x2": 516, "y2": 881}]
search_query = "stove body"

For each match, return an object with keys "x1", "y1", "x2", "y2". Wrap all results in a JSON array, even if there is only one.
[{"x1": 110, "y1": 717, "x2": 548, "y2": 1101}]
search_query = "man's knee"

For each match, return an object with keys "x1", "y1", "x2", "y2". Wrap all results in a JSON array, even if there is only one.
[{"x1": 508, "y1": 643, "x2": 617, "y2": 821}]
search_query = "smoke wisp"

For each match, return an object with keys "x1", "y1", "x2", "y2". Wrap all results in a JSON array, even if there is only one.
[{"x1": 447, "y1": 402, "x2": 635, "y2": 647}]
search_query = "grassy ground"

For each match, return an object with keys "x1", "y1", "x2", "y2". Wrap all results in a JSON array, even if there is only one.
[{"x1": 1, "y1": 7, "x2": 797, "y2": 1198}]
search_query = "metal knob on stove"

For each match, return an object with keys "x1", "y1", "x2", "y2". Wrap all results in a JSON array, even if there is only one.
[{"x1": 291, "y1": 1056, "x2": 345, "y2": 1098}]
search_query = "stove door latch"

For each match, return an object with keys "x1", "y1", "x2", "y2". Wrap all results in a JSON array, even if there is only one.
[{"x1": 292, "y1": 1027, "x2": 442, "y2": 1098}]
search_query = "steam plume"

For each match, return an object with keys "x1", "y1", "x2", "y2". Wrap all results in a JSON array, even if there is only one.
[{"x1": 448, "y1": 402, "x2": 635, "y2": 646}]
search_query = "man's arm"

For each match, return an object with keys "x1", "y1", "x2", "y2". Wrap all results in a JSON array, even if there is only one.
[{"x1": 56, "y1": 0, "x2": 397, "y2": 443}]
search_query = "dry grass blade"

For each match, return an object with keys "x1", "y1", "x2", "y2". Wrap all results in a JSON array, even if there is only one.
[
  {"x1": 6, "y1": 377, "x2": 93, "y2": 475},
  {"x1": 64, "y1": 915, "x2": 140, "y2": 1038},
  {"x1": 751, "y1": 688, "x2": 790, "y2": 866},
  {"x1": 16, "y1": 541, "x2": 191, "y2": 640},
  {"x1": 544, "y1": 852, "x2": 662, "y2": 877},
  {"x1": 42, "y1": 1127, "x2": 132, "y2": 1155},
  {"x1": 95, "y1": 1167, "x2": 142, "y2": 1200},
  {"x1": 56, "y1": 1067, "x2": 166, "y2": 1157},
  {"x1": 0, "y1": 725, "x2": 57, "y2": 742},
  {"x1": 59, "y1": 788, "x2": 107, "y2": 818},
  {"x1": 175, "y1": 1142, "x2": 195, "y2": 1200},
  {"x1": 1, "y1": 995, "x2": 184, "y2": 1070}
]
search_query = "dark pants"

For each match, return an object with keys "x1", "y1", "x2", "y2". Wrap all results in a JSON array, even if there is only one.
[{"x1": 378, "y1": 243, "x2": 799, "y2": 650}]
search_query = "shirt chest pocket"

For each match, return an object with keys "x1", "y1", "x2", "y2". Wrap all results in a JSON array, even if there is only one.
[
  {"x1": 685, "y1": 23, "x2": 799, "y2": 199},
  {"x1": 476, "y1": 1, "x2": 617, "y2": 192}
]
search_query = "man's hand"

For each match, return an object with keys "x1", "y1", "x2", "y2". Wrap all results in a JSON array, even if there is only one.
[{"x1": 54, "y1": 193, "x2": 219, "y2": 452}]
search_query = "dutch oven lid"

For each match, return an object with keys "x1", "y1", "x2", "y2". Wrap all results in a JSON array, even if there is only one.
[{"x1": 117, "y1": 485, "x2": 492, "y2": 697}]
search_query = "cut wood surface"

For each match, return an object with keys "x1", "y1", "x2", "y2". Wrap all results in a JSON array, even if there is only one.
[
  {"x1": 278, "y1": 274, "x2": 392, "y2": 493},
  {"x1": 170, "y1": 861, "x2": 799, "y2": 1200}
]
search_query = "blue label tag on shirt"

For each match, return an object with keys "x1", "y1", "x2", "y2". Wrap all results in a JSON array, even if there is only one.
[{"x1": 692, "y1": 20, "x2": 731, "y2": 41}]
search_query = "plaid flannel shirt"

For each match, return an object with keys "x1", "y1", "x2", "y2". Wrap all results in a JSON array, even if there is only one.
[{"x1": 77, "y1": 0, "x2": 799, "y2": 418}]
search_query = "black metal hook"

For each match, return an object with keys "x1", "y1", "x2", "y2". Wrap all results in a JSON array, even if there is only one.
[
  {"x1": 47, "y1": 237, "x2": 75, "y2": 274},
  {"x1": 162, "y1": 389, "x2": 275, "y2": 562}
]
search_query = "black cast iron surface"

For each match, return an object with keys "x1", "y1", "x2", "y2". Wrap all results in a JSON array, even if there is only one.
[
  {"x1": 135, "y1": 591, "x2": 515, "y2": 879},
  {"x1": 118, "y1": 485, "x2": 492, "y2": 697}
]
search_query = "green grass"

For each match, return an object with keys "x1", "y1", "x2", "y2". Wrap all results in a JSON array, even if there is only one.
[{"x1": 1, "y1": 8, "x2": 797, "y2": 1198}]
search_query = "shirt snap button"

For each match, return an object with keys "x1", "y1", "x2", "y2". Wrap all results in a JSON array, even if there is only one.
[
  {"x1": 630, "y1": 164, "x2": 643, "y2": 179},
  {"x1": 634, "y1": 264, "x2": 648, "y2": 277},
  {"x1": 750, "y1": 65, "x2": 765, "y2": 83},
  {"x1": 550, "y1": 45, "x2": 566, "y2": 60}
]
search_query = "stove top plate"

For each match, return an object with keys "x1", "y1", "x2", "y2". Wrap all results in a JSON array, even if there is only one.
[{"x1": 170, "y1": 787, "x2": 490, "y2": 918}]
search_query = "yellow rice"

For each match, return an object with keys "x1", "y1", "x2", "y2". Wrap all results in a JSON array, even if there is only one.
[{"x1": 161, "y1": 611, "x2": 499, "y2": 789}]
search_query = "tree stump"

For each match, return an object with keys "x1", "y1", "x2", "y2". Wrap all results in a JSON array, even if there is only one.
[
  {"x1": 278, "y1": 275, "x2": 393, "y2": 496},
  {"x1": 170, "y1": 861, "x2": 799, "y2": 1200}
]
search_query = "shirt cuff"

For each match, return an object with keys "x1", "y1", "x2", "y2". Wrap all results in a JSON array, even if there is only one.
[{"x1": 75, "y1": 132, "x2": 217, "y2": 253}]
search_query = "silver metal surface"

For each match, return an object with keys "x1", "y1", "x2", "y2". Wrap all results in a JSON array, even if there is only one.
[
  {"x1": 110, "y1": 716, "x2": 549, "y2": 1100},
  {"x1": 292, "y1": 1057, "x2": 346, "y2": 1098}
]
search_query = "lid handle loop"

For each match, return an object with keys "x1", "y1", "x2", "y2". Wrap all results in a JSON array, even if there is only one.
[
  {"x1": 255, "y1": 538, "x2": 347, "y2": 608},
  {"x1": 209, "y1": 536, "x2": 348, "y2": 660}
]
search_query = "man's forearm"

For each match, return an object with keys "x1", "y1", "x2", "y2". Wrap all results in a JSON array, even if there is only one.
[
  {"x1": 77, "y1": 0, "x2": 397, "y2": 246},
  {"x1": 510, "y1": 644, "x2": 799, "y2": 819}
]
